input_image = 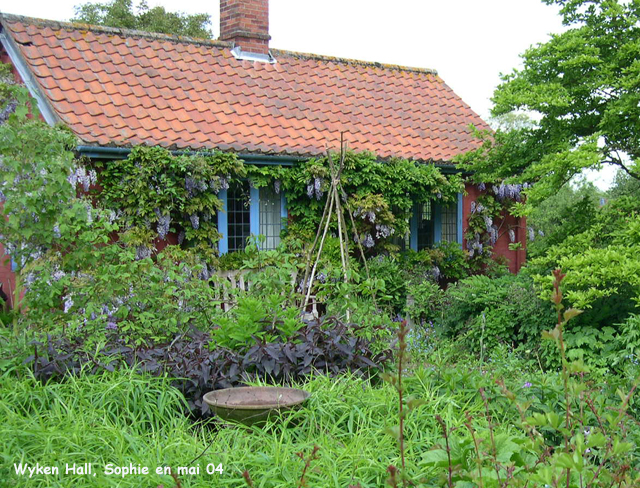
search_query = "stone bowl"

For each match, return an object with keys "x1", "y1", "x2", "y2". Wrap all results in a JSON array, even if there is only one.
[{"x1": 203, "y1": 386, "x2": 311, "y2": 426}]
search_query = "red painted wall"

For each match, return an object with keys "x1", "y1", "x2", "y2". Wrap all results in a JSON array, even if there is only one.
[{"x1": 462, "y1": 183, "x2": 526, "y2": 274}]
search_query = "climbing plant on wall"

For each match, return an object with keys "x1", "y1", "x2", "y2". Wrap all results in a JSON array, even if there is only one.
[
  {"x1": 246, "y1": 151, "x2": 464, "y2": 255},
  {"x1": 464, "y1": 181, "x2": 529, "y2": 271},
  {"x1": 93, "y1": 147, "x2": 465, "y2": 262},
  {"x1": 97, "y1": 146, "x2": 245, "y2": 264}
]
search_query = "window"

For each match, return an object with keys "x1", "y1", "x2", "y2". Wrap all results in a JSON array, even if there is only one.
[
  {"x1": 409, "y1": 195, "x2": 461, "y2": 251},
  {"x1": 227, "y1": 181, "x2": 251, "y2": 252},
  {"x1": 417, "y1": 201, "x2": 434, "y2": 250},
  {"x1": 390, "y1": 205, "x2": 410, "y2": 250},
  {"x1": 259, "y1": 186, "x2": 282, "y2": 250},
  {"x1": 441, "y1": 202, "x2": 458, "y2": 243}
]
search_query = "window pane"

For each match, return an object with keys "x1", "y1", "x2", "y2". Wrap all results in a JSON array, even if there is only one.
[
  {"x1": 228, "y1": 181, "x2": 251, "y2": 252},
  {"x1": 417, "y1": 201, "x2": 434, "y2": 250},
  {"x1": 259, "y1": 186, "x2": 282, "y2": 250},
  {"x1": 441, "y1": 202, "x2": 458, "y2": 243},
  {"x1": 391, "y1": 205, "x2": 410, "y2": 250}
]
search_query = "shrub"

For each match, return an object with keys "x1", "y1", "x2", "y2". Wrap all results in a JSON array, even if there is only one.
[
  {"x1": 406, "y1": 280, "x2": 444, "y2": 326},
  {"x1": 23, "y1": 246, "x2": 223, "y2": 348},
  {"x1": 440, "y1": 273, "x2": 555, "y2": 352},
  {"x1": 367, "y1": 255, "x2": 407, "y2": 314},
  {"x1": 26, "y1": 317, "x2": 391, "y2": 416}
]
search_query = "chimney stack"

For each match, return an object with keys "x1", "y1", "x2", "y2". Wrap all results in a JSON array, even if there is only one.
[{"x1": 220, "y1": 0, "x2": 270, "y2": 55}]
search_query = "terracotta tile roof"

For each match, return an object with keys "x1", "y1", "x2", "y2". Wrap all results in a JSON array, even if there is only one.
[{"x1": 0, "y1": 14, "x2": 491, "y2": 163}]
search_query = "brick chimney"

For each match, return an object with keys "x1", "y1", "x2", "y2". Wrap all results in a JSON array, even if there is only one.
[{"x1": 220, "y1": 0, "x2": 270, "y2": 55}]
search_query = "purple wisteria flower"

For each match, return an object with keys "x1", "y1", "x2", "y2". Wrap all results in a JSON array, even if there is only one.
[
  {"x1": 135, "y1": 245, "x2": 152, "y2": 260},
  {"x1": 0, "y1": 100, "x2": 17, "y2": 125},
  {"x1": 483, "y1": 215, "x2": 493, "y2": 232},
  {"x1": 220, "y1": 176, "x2": 230, "y2": 191},
  {"x1": 314, "y1": 177, "x2": 324, "y2": 200},
  {"x1": 190, "y1": 213, "x2": 200, "y2": 230},
  {"x1": 185, "y1": 176, "x2": 197, "y2": 195},
  {"x1": 508, "y1": 229, "x2": 516, "y2": 243},
  {"x1": 523, "y1": 382, "x2": 532, "y2": 388},
  {"x1": 157, "y1": 213, "x2": 171, "y2": 240},
  {"x1": 432, "y1": 266, "x2": 441, "y2": 280},
  {"x1": 478, "y1": 182, "x2": 486, "y2": 191},
  {"x1": 489, "y1": 225, "x2": 498, "y2": 245},
  {"x1": 274, "y1": 179, "x2": 281, "y2": 194},
  {"x1": 375, "y1": 224, "x2": 393, "y2": 239},
  {"x1": 528, "y1": 226, "x2": 535, "y2": 241},
  {"x1": 363, "y1": 233, "x2": 375, "y2": 248},
  {"x1": 63, "y1": 295, "x2": 74, "y2": 313},
  {"x1": 52, "y1": 269, "x2": 65, "y2": 282},
  {"x1": 198, "y1": 264, "x2": 210, "y2": 281}
]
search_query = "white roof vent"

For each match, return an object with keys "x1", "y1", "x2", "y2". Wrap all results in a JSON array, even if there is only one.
[{"x1": 230, "y1": 46, "x2": 276, "y2": 64}]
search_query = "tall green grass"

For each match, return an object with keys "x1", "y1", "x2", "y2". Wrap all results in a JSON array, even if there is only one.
[{"x1": 1, "y1": 363, "x2": 512, "y2": 488}]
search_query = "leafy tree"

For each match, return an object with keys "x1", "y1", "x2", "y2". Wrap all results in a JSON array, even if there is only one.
[
  {"x1": 72, "y1": 0, "x2": 213, "y2": 38},
  {"x1": 608, "y1": 168, "x2": 640, "y2": 199},
  {"x1": 458, "y1": 0, "x2": 640, "y2": 203},
  {"x1": 526, "y1": 195, "x2": 640, "y2": 310},
  {"x1": 526, "y1": 177, "x2": 602, "y2": 258}
]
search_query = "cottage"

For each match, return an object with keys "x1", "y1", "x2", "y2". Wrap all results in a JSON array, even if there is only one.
[{"x1": 0, "y1": 0, "x2": 526, "y2": 300}]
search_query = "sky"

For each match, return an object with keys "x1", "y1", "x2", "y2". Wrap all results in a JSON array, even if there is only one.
[{"x1": 0, "y1": 0, "x2": 617, "y2": 189}]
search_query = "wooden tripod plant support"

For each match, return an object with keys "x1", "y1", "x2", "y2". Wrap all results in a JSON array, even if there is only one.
[{"x1": 301, "y1": 137, "x2": 377, "y2": 319}]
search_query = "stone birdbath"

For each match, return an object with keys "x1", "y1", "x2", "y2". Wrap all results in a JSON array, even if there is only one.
[{"x1": 203, "y1": 386, "x2": 310, "y2": 426}]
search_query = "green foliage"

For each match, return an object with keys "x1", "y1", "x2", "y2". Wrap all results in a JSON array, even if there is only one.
[
  {"x1": 72, "y1": 0, "x2": 213, "y2": 38},
  {"x1": 406, "y1": 280, "x2": 444, "y2": 328},
  {"x1": 23, "y1": 245, "x2": 223, "y2": 347},
  {"x1": 407, "y1": 241, "x2": 470, "y2": 282},
  {"x1": 609, "y1": 168, "x2": 640, "y2": 199},
  {"x1": 440, "y1": 274, "x2": 556, "y2": 352},
  {"x1": 458, "y1": 0, "x2": 640, "y2": 203},
  {"x1": 208, "y1": 242, "x2": 305, "y2": 351},
  {"x1": 280, "y1": 151, "x2": 464, "y2": 254},
  {"x1": 3, "y1": 288, "x2": 640, "y2": 487},
  {"x1": 212, "y1": 278, "x2": 303, "y2": 351},
  {"x1": 98, "y1": 146, "x2": 245, "y2": 264},
  {"x1": 527, "y1": 178, "x2": 602, "y2": 259},
  {"x1": 367, "y1": 255, "x2": 407, "y2": 314},
  {"x1": 612, "y1": 314, "x2": 640, "y2": 368},
  {"x1": 528, "y1": 196, "x2": 640, "y2": 310}
]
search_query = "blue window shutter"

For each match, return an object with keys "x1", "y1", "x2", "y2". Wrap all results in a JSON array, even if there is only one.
[
  {"x1": 217, "y1": 188, "x2": 228, "y2": 254},
  {"x1": 410, "y1": 202, "x2": 418, "y2": 251},
  {"x1": 281, "y1": 192, "x2": 288, "y2": 224},
  {"x1": 457, "y1": 193, "x2": 463, "y2": 246},
  {"x1": 249, "y1": 186, "x2": 260, "y2": 237}
]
